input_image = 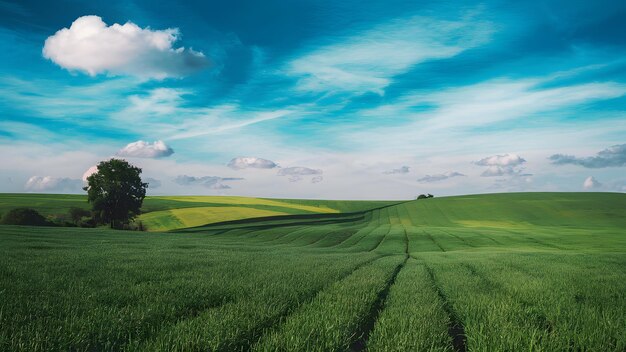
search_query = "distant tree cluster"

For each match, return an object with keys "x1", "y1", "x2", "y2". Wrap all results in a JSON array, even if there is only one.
[{"x1": 417, "y1": 194, "x2": 434, "y2": 199}]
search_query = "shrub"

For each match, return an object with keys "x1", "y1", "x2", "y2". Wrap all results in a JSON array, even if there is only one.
[
  {"x1": 69, "y1": 207, "x2": 92, "y2": 224},
  {"x1": 1, "y1": 208, "x2": 52, "y2": 226}
]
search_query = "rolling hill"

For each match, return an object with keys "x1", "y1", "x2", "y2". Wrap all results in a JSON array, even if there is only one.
[{"x1": 0, "y1": 192, "x2": 624, "y2": 351}]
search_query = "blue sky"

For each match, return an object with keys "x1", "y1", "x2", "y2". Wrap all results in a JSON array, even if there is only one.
[{"x1": 1, "y1": 0, "x2": 625, "y2": 199}]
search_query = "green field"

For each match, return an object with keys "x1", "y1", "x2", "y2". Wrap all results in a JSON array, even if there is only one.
[
  {"x1": 0, "y1": 193, "x2": 396, "y2": 231},
  {"x1": 1, "y1": 192, "x2": 625, "y2": 351}
]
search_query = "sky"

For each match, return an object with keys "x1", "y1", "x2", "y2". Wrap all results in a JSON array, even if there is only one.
[{"x1": 1, "y1": 0, "x2": 625, "y2": 199}]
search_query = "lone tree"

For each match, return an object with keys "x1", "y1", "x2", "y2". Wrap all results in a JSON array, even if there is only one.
[{"x1": 83, "y1": 159, "x2": 147, "y2": 229}]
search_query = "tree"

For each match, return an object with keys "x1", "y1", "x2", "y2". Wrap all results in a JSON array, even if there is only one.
[{"x1": 83, "y1": 159, "x2": 147, "y2": 229}]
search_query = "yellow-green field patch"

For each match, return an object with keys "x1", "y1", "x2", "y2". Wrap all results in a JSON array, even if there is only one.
[
  {"x1": 139, "y1": 206, "x2": 289, "y2": 232},
  {"x1": 151, "y1": 196, "x2": 339, "y2": 214}
]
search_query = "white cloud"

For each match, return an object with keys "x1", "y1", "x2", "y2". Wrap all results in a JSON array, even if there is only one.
[
  {"x1": 383, "y1": 166, "x2": 410, "y2": 174},
  {"x1": 116, "y1": 140, "x2": 174, "y2": 158},
  {"x1": 24, "y1": 176, "x2": 82, "y2": 192},
  {"x1": 43, "y1": 15, "x2": 208, "y2": 79},
  {"x1": 174, "y1": 175, "x2": 243, "y2": 189},
  {"x1": 583, "y1": 176, "x2": 602, "y2": 190},
  {"x1": 82, "y1": 165, "x2": 98, "y2": 181},
  {"x1": 418, "y1": 171, "x2": 465, "y2": 183},
  {"x1": 474, "y1": 154, "x2": 528, "y2": 177},
  {"x1": 228, "y1": 157, "x2": 278, "y2": 170},
  {"x1": 288, "y1": 14, "x2": 493, "y2": 95}
]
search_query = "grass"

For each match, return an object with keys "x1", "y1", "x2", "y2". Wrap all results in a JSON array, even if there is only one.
[{"x1": 0, "y1": 192, "x2": 625, "y2": 351}]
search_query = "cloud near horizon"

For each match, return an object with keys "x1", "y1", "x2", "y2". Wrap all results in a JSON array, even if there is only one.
[
  {"x1": 24, "y1": 176, "x2": 82, "y2": 192},
  {"x1": 43, "y1": 16, "x2": 208, "y2": 79},
  {"x1": 418, "y1": 172, "x2": 465, "y2": 183},
  {"x1": 583, "y1": 176, "x2": 602, "y2": 190},
  {"x1": 144, "y1": 177, "x2": 162, "y2": 189},
  {"x1": 549, "y1": 144, "x2": 626, "y2": 168},
  {"x1": 278, "y1": 167, "x2": 323, "y2": 183},
  {"x1": 116, "y1": 140, "x2": 174, "y2": 158},
  {"x1": 383, "y1": 166, "x2": 410, "y2": 175},
  {"x1": 228, "y1": 157, "x2": 278, "y2": 170},
  {"x1": 174, "y1": 175, "x2": 243, "y2": 189}
]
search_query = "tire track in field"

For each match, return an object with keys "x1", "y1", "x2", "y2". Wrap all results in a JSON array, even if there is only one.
[
  {"x1": 462, "y1": 259, "x2": 556, "y2": 335},
  {"x1": 440, "y1": 230, "x2": 477, "y2": 248},
  {"x1": 422, "y1": 263, "x2": 467, "y2": 352},
  {"x1": 237, "y1": 255, "x2": 383, "y2": 352},
  {"x1": 348, "y1": 256, "x2": 407, "y2": 351},
  {"x1": 424, "y1": 230, "x2": 446, "y2": 252},
  {"x1": 334, "y1": 224, "x2": 377, "y2": 249},
  {"x1": 349, "y1": 228, "x2": 410, "y2": 351}
]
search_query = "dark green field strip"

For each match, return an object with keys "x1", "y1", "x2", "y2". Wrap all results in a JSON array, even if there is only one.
[
  {"x1": 252, "y1": 255, "x2": 405, "y2": 351},
  {"x1": 307, "y1": 226, "x2": 362, "y2": 248},
  {"x1": 367, "y1": 259, "x2": 453, "y2": 352},
  {"x1": 264, "y1": 226, "x2": 326, "y2": 245},
  {"x1": 332, "y1": 212, "x2": 379, "y2": 249},
  {"x1": 176, "y1": 211, "x2": 368, "y2": 233}
]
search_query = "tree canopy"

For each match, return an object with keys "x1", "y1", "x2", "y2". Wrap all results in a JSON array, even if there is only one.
[{"x1": 83, "y1": 158, "x2": 147, "y2": 229}]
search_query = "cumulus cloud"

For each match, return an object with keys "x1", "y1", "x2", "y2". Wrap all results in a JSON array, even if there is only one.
[
  {"x1": 24, "y1": 176, "x2": 82, "y2": 192},
  {"x1": 116, "y1": 140, "x2": 174, "y2": 158},
  {"x1": 144, "y1": 177, "x2": 162, "y2": 189},
  {"x1": 549, "y1": 144, "x2": 626, "y2": 168},
  {"x1": 583, "y1": 176, "x2": 602, "y2": 190},
  {"x1": 474, "y1": 154, "x2": 528, "y2": 177},
  {"x1": 43, "y1": 15, "x2": 208, "y2": 79},
  {"x1": 174, "y1": 175, "x2": 243, "y2": 189},
  {"x1": 418, "y1": 172, "x2": 465, "y2": 183},
  {"x1": 228, "y1": 156, "x2": 278, "y2": 170},
  {"x1": 383, "y1": 166, "x2": 410, "y2": 174},
  {"x1": 82, "y1": 165, "x2": 98, "y2": 181}
]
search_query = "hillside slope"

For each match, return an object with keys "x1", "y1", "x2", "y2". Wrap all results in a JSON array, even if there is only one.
[{"x1": 187, "y1": 192, "x2": 626, "y2": 253}]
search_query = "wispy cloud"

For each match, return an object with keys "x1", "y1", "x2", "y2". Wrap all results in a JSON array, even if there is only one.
[
  {"x1": 549, "y1": 144, "x2": 626, "y2": 168},
  {"x1": 383, "y1": 166, "x2": 410, "y2": 174},
  {"x1": 174, "y1": 175, "x2": 243, "y2": 189},
  {"x1": 418, "y1": 171, "x2": 465, "y2": 183},
  {"x1": 287, "y1": 13, "x2": 493, "y2": 95},
  {"x1": 278, "y1": 166, "x2": 323, "y2": 182}
]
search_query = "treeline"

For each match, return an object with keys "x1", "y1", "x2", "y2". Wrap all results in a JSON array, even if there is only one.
[{"x1": 0, "y1": 207, "x2": 146, "y2": 230}]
